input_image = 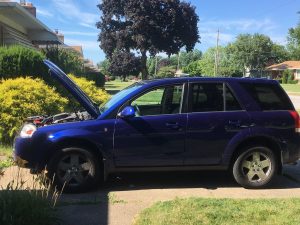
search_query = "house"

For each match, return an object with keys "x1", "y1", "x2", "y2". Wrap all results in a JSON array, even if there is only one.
[
  {"x1": 266, "y1": 61, "x2": 300, "y2": 80},
  {"x1": 0, "y1": 1, "x2": 61, "y2": 48},
  {"x1": 70, "y1": 46, "x2": 83, "y2": 58}
]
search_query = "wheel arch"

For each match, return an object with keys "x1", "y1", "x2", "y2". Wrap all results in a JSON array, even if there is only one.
[
  {"x1": 46, "y1": 138, "x2": 106, "y2": 167},
  {"x1": 228, "y1": 136, "x2": 282, "y2": 173}
]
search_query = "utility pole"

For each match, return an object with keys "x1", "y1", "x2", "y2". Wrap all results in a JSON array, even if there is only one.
[{"x1": 214, "y1": 29, "x2": 220, "y2": 77}]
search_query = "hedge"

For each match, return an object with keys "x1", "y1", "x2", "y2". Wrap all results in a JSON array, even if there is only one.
[
  {"x1": 0, "y1": 77, "x2": 68, "y2": 143},
  {"x1": 0, "y1": 45, "x2": 106, "y2": 88},
  {"x1": 42, "y1": 47, "x2": 84, "y2": 75},
  {"x1": 0, "y1": 45, "x2": 46, "y2": 79},
  {"x1": 68, "y1": 74, "x2": 109, "y2": 105},
  {"x1": 82, "y1": 71, "x2": 106, "y2": 88}
]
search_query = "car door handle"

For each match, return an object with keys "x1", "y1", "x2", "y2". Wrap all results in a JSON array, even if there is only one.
[
  {"x1": 165, "y1": 122, "x2": 181, "y2": 130},
  {"x1": 228, "y1": 120, "x2": 255, "y2": 128},
  {"x1": 228, "y1": 120, "x2": 241, "y2": 127}
]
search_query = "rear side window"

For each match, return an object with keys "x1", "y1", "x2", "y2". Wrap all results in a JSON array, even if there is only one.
[
  {"x1": 226, "y1": 86, "x2": 242, "y2": 111},
  {"x1": 190, "y1": 83, "x2": 223, "y2": 112},
  {"x1": 240, "y1": 83, "x2": 294, "y2": 110},
  {"x1": 189, "y1": 83, "x2": 242, "y2": 112}
]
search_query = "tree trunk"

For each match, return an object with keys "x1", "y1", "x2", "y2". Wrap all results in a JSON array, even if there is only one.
[{"x1": 141, "y1": 50, "x2": 149, "y2": 80}]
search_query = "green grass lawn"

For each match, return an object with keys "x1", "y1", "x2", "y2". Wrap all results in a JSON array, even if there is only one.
[
  {"x1": 133, "y1": 198, "x2": 300, "y2": 225},
  {"x1": 105, "y1": 80, "x2": 135, "y2": 95},
  {"x1": 281, "y1": 84, "x2": 300, "y2": 93},
  {"x1": 0, "y1": 145, "x2": 14, "y2": 169},
  {"x1": 0, "y1": 145, "x2": 12, "y2": 157}
]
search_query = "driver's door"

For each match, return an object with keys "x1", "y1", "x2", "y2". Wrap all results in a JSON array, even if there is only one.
[{"x1": 113, "y1": 84, "x2": 187, "y2": 167}]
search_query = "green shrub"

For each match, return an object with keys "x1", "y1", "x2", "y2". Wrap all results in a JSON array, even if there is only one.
[
  {"x1": 68, "y1": 74, "x2": 109, "y2": 106},
  {"x1": 82, "y1": 71, "x2": 106, "y2": 87},
  {"x1": 287, "y1": 71, "x2": 294, "y2": 83},
  {"x1": 274, "y1": 77, "x2": 282, "y2": 83},
  {"x1": 282, "y1": 70, "x2": 291, "y2": 84},
  {"x1": 42, "y1": 47, "x2": 83, "y2": 75},
  {"x1": 109, "y1": 76, "x2": 116, "y2": 81},
  {"x1": 0, "y1": 77, "x2": 68, "y2": 143},
  {"x1": 0, "y1": 45, "x2": 46, "y2": 79},
  {"x1": 156, "y1": 66, "x2": 176, "y2": 78},
  {"x1": 289, "y1": 79, "x2": 298, "y2": 84}
]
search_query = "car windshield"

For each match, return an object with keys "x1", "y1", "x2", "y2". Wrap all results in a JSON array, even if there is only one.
[{"x1": 99, "y1": 82, "x2": 145, "y2": 114}]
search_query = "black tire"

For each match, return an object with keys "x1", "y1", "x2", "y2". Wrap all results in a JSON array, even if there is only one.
[
  {"x1": 47, "y1": 147, "x2": 101, "y2": 193},
  {"x1": 233, "y1": 146, "x2": 277, "y2": 189}
]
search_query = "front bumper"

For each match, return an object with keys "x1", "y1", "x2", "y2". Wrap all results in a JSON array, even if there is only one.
[
  {"x1": 13, "y1": 136, "x2": 35, "y2": 168},
  {"x1": 14, "y1": 155, "x2": 29, "y2": 167}
]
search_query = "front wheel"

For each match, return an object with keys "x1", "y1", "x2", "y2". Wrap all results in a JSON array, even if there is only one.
[
  {"x1": 47, "y1": 147, "x2": 101, "y2": 193},
  {"x1": 233, "y1": 146, "x2": 277, "y2": 188}
]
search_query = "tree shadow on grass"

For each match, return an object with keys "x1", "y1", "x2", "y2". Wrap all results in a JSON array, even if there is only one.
[{"x1": 106, "y1": 90, "x2": 120, "y2": 95}]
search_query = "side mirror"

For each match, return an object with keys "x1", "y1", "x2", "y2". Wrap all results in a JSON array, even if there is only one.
[{"x1": 118, "y1": 106, "x2": 136, "y2": 119}]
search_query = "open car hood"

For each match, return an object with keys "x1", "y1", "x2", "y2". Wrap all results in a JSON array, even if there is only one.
[{"x1": 43, "y1": 60, "x2": 99, "y2": 118}]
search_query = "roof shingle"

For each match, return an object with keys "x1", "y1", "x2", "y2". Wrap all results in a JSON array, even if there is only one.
[{"x1": 266, "y1": 61, "x2": 300, "y2": 70}]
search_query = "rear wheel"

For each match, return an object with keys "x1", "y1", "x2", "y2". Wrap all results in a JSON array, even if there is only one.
[
  {"x1": 233, "y1": 146, "x2": 277, "y2": 188},
  {"x1": 47, "y1": 147, "x2": 101, "y2": 193}
]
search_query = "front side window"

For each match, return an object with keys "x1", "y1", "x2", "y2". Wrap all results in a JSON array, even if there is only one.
[{"x1": 131, "y1": 85, "x2": 183, "y2": 116}]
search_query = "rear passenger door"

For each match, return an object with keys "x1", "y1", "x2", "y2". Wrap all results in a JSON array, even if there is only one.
[
  {"x1": 238, "y1": 82, "x2": 295, "y2": 143},
  {"x1": 185, "y1": 82, "x2": 251, "y2": 165}
]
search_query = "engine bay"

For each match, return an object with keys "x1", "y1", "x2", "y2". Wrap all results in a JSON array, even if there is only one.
[{"x1": 25, "y1": 111, "x2": 92, "y2": 127}]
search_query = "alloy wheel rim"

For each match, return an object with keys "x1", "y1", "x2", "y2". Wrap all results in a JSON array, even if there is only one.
[
  {"x1": 57, "y1": 153, "x2": 92, "y2": 187},
  {"x1": 241, "y1": 151, "x2": 272, "y2": 183}
]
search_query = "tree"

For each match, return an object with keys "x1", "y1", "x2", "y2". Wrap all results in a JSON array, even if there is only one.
[
  {"x1": 287, "y1": 21, "x2": 300, "y2": 60},
  {"x1": 182, "y1": 60, "x2": 202, "y2": 76},
  {"x1": 157, "y1": 66, "x2": 176, "y2": 78},
  {"x1": 108, "y1": 51, "x2": 140, "y2": 81},
  {"x1": 97, "y1": 0, "x2": 199, "y2": 80},
  {"x1": 147, "y1": 57, "x2": 155, "y2": 77},
  {"x1": 183, "y1": 46, "x2": 242, "y2": 77},
  {"x1": 230, "y1": 34, "x2": 274, "y2": 75},
  {"x1": 178, "y1": 49, "x2": 202, "y2": 68},
  {"x1": 97, "y1": 59, "x2": 111, "y2": 76},
  {"x1": 269, "y1": 44, "x2": 289, "y2": 65}
]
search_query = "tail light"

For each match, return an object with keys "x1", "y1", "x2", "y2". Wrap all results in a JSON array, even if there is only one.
[{"x1": 289, "y1": 111, "x2": 300, "y2": 133}]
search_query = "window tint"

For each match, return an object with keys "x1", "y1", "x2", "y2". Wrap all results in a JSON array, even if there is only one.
[
  {"x1": 131, "y1": 85, "x2": 183, "y2": 116},
  {"x1": 240, "y1": 83, "x2": 294, "y2": 110},
  {"x1": 190, "y1": 83, "x2": 224, "y2": 112},
  {"x1": 190, "y1": 83, "x2": 242, "y2": 112},
  {"x1": 226, "y1": 86, "x2": 242, "y2": 111}
]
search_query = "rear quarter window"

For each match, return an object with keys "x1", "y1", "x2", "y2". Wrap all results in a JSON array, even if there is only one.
[{"x1": 239, "y1": 82, "x2": 294, "y2": 111}]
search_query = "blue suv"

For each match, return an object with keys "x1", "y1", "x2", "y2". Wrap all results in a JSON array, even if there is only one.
[{"x1": 14, "y1": 60, "x2": 300, "y2": 192}]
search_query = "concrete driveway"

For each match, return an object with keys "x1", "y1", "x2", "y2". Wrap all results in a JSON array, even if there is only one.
[
  {"x1": 289, "y1": 95, "x2": 300, "y2": 109},
  {"x1": 1, "y1": 162, "x2": 300, "y2": 225}
]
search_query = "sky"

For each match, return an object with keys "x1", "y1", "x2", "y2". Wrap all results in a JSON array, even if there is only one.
[{"x1": 28, "y1": 0, "x2": 300, "y2": 64}]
